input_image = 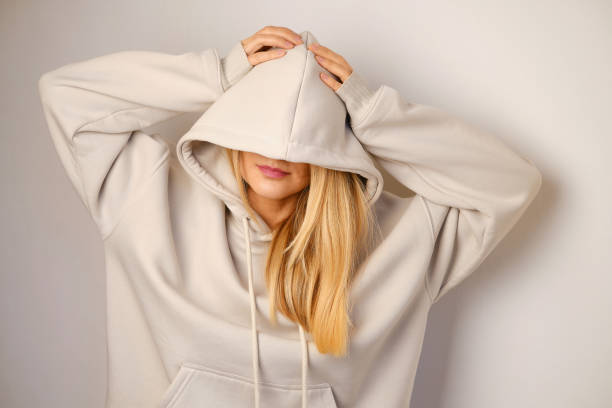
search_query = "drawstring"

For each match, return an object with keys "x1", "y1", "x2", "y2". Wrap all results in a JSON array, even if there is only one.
[
  {"x1": 298, "y1": 322, "x2": 309, "y2": 408},
  {"x1": 242, "y1": 216, "x2": 261, "y2": 407},
  {"x1": 242, "y1": 216, "x2": 308, "y2": 408}
]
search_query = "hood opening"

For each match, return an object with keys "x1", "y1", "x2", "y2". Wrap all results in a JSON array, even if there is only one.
[{"x1": 176, "y1": 30, "x2": 383, "y2": 230}]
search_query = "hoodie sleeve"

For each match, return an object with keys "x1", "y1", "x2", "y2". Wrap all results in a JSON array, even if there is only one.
[
  {"x1": 335, "y1": 71, "x2": 542, "y2": 304},
  {"x1": 38, "y1": 40, "x2": 252, "y2": 239}
]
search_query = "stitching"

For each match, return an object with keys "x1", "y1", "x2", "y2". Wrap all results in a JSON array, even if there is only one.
[
  {"x1": 210, "y1": 47, "x2": 225, "y2": 94},
  {"x1": 75, "y1": 105, "x2": 181, "y2": 139},
  {"x1": 408, "y1": 159, "x2": 487, "y2": 247},
  {"x1": 284, "y1": 46, "x2": 310, "y2": 159},
  {"x1": 418, "y1": 195, "x2": 436, "y2": 244},
  {"x1": 70, "y1": 143, "x2": 93, "y2": 215},
  {"x1": 418, "y1": 195, "x2": 436, "y2": 304},
  {"x1": 352, "y1": 84, "x2": 386, "y2": 129},
  {"x1": 380, "y1": 156, "x2": 488, "y2": 247},
  {"x1": 182, "y1": 362, "x2": 332, "y2": 390},
  {"x1": 101, "y1": 147, "x2": 170, "y2": 241},
  {"x1": 165, "y1": 369, "x2": 196, "y2": 408},
  {"x1": 187, "y1": 123, "x2": 377, "y2": 165},
  {"x1": 288, "y1": 139, "x2": 379, "y2": 165}
]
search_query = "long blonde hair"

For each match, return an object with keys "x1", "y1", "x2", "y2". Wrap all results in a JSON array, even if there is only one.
[{"x1": 225, "y1": 148, "x2": 380, "y2": 357}]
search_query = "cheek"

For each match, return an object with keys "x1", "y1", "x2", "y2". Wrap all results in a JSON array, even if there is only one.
[
  {"x1": 292, "y1": 169, "x2": 311, "y2": 190},
  {"x1": 300, "y1": 166, "x2": 311, "y2": 182},
  {"x1": 239, "y1": 153, "x2": 256, "y2": 180}
]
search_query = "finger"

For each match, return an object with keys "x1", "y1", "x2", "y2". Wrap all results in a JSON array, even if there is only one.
[
  {"x1": 319, "y1": 71, "x2": 343, "y2": 92},
  {"x1": 260, "y1": 25, "x2": 303, "y2": 46},
  {"x1": 248, "y1": 48, "x2": 287, "y2": 66},
  {"x1": 245, "y1": 33, "x2": 296, "y2": 55},
  {"x1": 313, "y1": 54, "x2": 352, "y2": 83},
  {"x1": 307, "y1": 43, "x2": 346, "y2": 66}
]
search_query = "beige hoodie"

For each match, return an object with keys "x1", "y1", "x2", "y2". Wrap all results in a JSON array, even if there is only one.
[{"x1": 38, "y1": 30, "x2": 542, "y2": 408}]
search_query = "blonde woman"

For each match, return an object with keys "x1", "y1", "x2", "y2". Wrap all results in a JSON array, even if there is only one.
[{"x1": 38, "y1": 26, "x2": 542, "y2": 408}]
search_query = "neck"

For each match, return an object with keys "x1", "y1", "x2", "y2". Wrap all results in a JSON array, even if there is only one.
[{"x1": 246, "y1": 186, "x2": 298, "y2": 231}]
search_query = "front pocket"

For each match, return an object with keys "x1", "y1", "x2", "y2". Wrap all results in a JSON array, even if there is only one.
[{"x1": 159, "y1": 361, "x2": 338, "y2": 408}]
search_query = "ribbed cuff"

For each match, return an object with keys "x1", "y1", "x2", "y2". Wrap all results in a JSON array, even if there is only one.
[
  {"x1": 335, "y1": 70, "x2": 378, "y2": 128},
  {"x1": 220, "y1": 40, "x2": 253, "y2": 91}
]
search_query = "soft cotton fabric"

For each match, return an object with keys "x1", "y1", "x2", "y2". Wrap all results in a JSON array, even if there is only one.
[{"x1": 38, "y1": 30, "x2": 542, "y2": 408}]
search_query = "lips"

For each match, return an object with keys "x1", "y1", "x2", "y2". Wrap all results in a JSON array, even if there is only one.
[{"x1": 257, "y1": 165, "x2": 290, "y2": 179}]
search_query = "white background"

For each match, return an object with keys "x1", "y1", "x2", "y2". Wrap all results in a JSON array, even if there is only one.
[{"x1": 1, "y1": 0, "x2": 610, "y2": 407}]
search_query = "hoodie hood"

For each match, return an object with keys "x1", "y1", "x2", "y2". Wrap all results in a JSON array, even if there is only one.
[
  {"x1": 176, "y1": 30, "x2": 383, "y2": 238},
  {"x1": 174, "y1": 30, "x2": 384, "y2": 408}
]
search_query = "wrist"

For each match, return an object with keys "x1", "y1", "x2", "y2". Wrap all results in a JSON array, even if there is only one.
[{"x1": 335, "y1": 70, "x2": 378, "y2": 128}]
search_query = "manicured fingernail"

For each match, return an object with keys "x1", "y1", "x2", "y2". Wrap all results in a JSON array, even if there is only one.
[
  {"x1": 284, "y1": 41, "x2": 293, "y2": 47},
  {"x1": 276, "y1": 49, "x2": 286, "y2": 55},
  {"x1": 294, "y1": 35, "x2": 303, "y2": 43},
  {"x1": 321, "y1": 72, "x2": 329, "y2": 79}
]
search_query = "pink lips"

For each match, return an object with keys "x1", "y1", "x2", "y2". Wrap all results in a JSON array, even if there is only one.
[{"x1": 257, "y1": 165, "x2": 290, "y2": 179}]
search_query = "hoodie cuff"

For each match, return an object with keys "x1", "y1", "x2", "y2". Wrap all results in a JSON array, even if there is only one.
[
  {"x1": 220, "y1": 40, "x2": 253, "y2": 91},
  {"x1": 335, "y1": 70, "x2": 379, "y2": 128}
]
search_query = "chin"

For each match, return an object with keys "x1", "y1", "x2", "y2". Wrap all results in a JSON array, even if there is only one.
[{"x1": 250, "y1": 183, "x2": 294, "y2": 200}]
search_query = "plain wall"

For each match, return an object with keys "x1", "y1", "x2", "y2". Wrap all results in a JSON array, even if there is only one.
[{"x1": 1, "y1": 0, "x2": 610, "y2": 407}]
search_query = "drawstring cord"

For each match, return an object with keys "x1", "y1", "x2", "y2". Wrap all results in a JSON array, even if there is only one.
[
  {"x1": 242, "y1": 216, "x2": 308, "y2": 408},
  {"x1": 299, "y1": 323, "x2": 309, "y2": 408}
]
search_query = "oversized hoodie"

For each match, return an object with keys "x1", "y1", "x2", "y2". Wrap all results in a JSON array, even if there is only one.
[{"x1": 38, "y1": 30, "x2": 542, "y2": 408}]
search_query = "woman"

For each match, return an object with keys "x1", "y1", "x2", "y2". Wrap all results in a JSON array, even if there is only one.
[{"x1": 38, "y1": 26, "x2": 542, "y2": 408}]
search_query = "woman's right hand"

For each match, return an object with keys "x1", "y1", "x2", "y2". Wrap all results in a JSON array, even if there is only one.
[{"x1": 240, "y1": 26, "x2": 303, "y2": 66}]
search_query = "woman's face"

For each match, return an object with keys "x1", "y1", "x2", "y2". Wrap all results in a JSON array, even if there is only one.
[{"x1": 239, "y1": 151, "x2": 310, "y2": 200}]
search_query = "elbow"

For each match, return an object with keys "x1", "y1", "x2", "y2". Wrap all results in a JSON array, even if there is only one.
[
  {"x1": 38, "y1": 71, "x2": 59, "y2": 105},
  {"x1": 485, "y1": 163, "x2": 542, "y2": 247},
  {"x1": 38, "y1": 72, "x2": 52, "y2": 103},
  {"x1": 502, "y1": 158, "x2": 543, "y2": 226},
  {"x1": 502, "y1": 161, "x2": 542, "y2": 233},
  {"x1": 524, "y1": 159, "x2": 543, "y2": 206}
]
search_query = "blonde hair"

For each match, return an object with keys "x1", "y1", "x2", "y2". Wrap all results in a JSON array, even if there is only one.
[{"x1": 225, "y1": 148, "x2": 381, "y2": 357}]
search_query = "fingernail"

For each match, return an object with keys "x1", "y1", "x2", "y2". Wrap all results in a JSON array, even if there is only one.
[
  {"x1": 294, "y1": 35, "x2": 303, "y2": 43},
  {"x1": 276, "y1": 49, "x2": 286, "y2": 55},
  {"x1": 284, "y1": 41, "x2": 293, "y2": 47},
  {"x1": 321, "y1": 72, "x2": 329, "y2": 79}
]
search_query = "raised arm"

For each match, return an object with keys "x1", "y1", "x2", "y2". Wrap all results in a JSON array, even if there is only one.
[
  {"x1": 335, "y1": 71, "x2": 542, "y2": 304},
  {"x1": 37, "y1": 40, "x2": 252, "y2": 238}
]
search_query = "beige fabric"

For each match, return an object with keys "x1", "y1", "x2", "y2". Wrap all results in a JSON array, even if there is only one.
[{"x1": 38, "y1": 30, "x2": 541, "y2": 407}]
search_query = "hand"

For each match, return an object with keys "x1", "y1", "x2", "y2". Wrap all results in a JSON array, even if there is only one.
[
  {"x1": 241, "y1": 26, "x2": 303, "y2": 66},
  {"x1": 308, "y1": 42, "x2": 354, "y2": 92}
]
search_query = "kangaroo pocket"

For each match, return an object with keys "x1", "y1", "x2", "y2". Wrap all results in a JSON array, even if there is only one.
[{"x1": 159, "y1": 361, "x2": 338, "y2": 408}]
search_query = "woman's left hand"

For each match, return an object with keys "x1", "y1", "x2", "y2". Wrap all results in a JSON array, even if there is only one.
[{"x1": 308, "y1": 42, "x2": 353, "y2": 92}]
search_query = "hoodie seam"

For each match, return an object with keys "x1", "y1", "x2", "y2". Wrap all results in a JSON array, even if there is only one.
[
  {"x1": 418, "y1": 195, "x2": 436, "y2": 305},
  {"x1": 186, "y1": 123, "x2": 378, "y2": 175},
  {"x1": 101, "y1": 150, "x2": 169, "y2": 241},
  {"x1": 181, "y1": 362, "x2": 330, "y2": 389},
  {"x1": 284, "y1": 47, "x2": 310, "y2": 159},
  {"x1": 73, "y1": 106, "x2": 174, "y2": 238},
  {"x1": 209, "y1": 48, "x2": 225, "y2": 95},
  {"x1": 378, "y1": 155, "x2": 488, "y2": 248},
  {"x1": 286, "y1": 139, "x2": 377, "y2": 164},
  {"x1": 351, "y1": 85, "x2": 386, "y2": 130},
  {"x1": 75, "y1": 105, "x2": 182, "y2": 136}
]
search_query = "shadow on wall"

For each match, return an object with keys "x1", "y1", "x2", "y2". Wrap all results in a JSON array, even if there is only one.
[{"x1": 410, "y1": 170, "x2": 553, "y2": 407}]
